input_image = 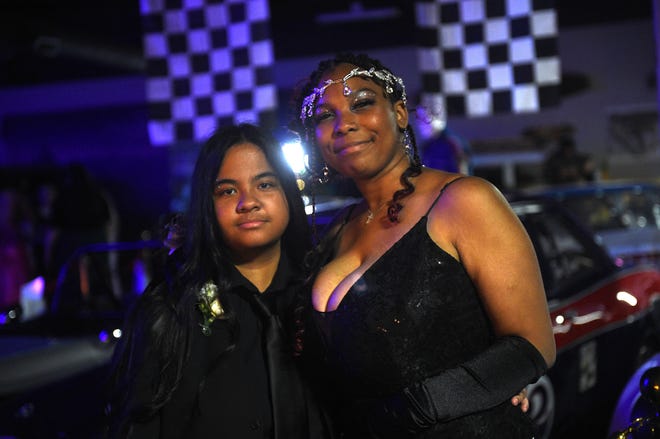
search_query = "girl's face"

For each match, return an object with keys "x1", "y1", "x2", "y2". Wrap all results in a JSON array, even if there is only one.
[
  {"x1": 213, "y1": 142, "x2": 290, "y2": 259},
  {"x1": 310, "y1": 63, "x2": 408, "y2": 180}
]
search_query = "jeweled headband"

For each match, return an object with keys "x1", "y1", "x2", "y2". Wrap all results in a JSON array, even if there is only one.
[{"x1": 299, "y1": 67, "x2": 407, "y2": 122}]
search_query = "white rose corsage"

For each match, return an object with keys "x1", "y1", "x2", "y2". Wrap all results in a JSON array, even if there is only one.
[{"x1": 197, "y1": 281, "x2": 225, "y2": 336}]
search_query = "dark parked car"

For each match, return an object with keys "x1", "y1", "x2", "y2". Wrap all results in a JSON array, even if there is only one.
[
  {"x1": 509, "y1": 195, "x2": 660, "y2": 438},
  {"x1": 519, "y1": 181, "x2": 660, "y2": 268},
  {"x1": 0, "y1": 240, "x2": 163, "y2": 438}
]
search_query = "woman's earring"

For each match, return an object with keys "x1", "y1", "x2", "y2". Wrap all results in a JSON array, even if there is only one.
[
  {"x1": 318, "y1": 163, "x2": 331, "y2": 184},
  {"x1": 403, "y1": 130, "x2": 413, "y2": 158}
]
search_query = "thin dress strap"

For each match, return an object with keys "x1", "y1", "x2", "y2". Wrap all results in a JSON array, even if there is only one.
[
  {"x1": 424, "y1": 176, "x2": 466, "y2": 216},
  {"x1": 317, "y1": 202, "x2": 358, "y2": 249}
]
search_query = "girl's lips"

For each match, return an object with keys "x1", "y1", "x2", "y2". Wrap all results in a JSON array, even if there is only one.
[
  {"x1": 237, "y1": 218, "x2": 267, "y2": 228},
  {"x1": 239, "y1": 221, "x2": 262, "y2": 227}
]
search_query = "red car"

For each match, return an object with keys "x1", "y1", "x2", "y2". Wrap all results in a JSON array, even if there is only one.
[{"x1": 510, "y1": 196, "x2": 660, "y2": 438}]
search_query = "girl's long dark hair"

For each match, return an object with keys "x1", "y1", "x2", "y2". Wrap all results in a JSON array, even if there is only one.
[
  {"x1": 107, "y1": 123, "x2": 311, "y2": 435},
  {"x1": 288, "y1": 52, "x2": 423, "y2": 225}
]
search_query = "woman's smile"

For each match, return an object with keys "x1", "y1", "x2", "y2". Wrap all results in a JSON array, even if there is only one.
[{"x1": 332, "y1": 138, "x2": 373, "y2": 156}]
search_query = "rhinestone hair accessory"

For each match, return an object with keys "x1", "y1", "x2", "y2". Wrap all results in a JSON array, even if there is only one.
[{"x1": 300, "y1": 67, "x2": 407, "y2": 122}]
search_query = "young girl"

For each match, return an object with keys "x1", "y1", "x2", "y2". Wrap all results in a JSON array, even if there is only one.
[{"x1": 106, "y1": 123, "x2": 327, "y2": 438}]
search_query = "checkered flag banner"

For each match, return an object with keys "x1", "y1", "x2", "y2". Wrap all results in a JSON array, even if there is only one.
[
  {"x1": 416, "y1": 0, "x2": 561, "y2": 118},
  {"x1": 140, "y1": 0, "x2": 278, "y2": 146}
]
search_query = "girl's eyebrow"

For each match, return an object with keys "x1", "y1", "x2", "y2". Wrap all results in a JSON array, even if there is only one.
[
  {"x1": 214, "y1": 171, "x2": 279, "y2": 187},
  {"x1": 214, "y1": 177, "x2": 233, "y2": 187},
  {"x1": 253, "y1": 171, "x2": 279, "y2": 182}
]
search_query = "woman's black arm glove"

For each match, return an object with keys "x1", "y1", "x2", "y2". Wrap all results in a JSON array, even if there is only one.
[{"x1": 353, "y1": 335, "x2": 547, "y2": 437}]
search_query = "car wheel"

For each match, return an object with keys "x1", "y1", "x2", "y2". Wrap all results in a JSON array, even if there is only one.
[{"x1": 527, "y1": 375, "x2": 555, "y2": 439}]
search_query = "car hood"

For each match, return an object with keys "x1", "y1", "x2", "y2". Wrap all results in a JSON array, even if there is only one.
[{"x1": 0, "y1": 335, "x2": 115, "y2": 396}]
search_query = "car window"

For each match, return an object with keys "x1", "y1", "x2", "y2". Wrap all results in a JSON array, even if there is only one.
[
  {"x1": 561, "y1": 196, "x2": 623, "y2": 231},
  {"x1": 616, "y1": 186, "x2": 660, "y2": 229},
  {"x1": 556, "y1": 185, "x2": 660, "y2": 232},
  {"x1": 515, "y1": 202, "x2": 614, "y2": 302}
]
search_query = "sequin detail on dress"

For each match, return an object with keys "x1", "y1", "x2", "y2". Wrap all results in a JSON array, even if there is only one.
[{"x1": 308, "y1": 183, "x2": 536, "y2": 437}]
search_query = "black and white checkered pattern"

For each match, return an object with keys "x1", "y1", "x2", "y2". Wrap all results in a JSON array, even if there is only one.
[
  {"x1": 140, "y1": 0, "x2": 277, "y2": 146},
  {"x1": 415, "y1": 0, "x2": 561, "y2": 117}
]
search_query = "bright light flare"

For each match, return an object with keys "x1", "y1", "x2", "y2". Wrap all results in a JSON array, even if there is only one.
[
  {"x1": 616, "y1": 291, "x2": 637, "y2": 307},
  {"x1": 281, "y1": 141, "x2": 307, "y2": 175}
]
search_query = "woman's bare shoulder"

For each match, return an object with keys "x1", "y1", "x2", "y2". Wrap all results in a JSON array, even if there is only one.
[{"x1": 428, "y1": 174, "x2": 505, "y2": 211}]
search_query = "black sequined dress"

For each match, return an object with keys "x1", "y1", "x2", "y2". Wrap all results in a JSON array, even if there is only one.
[{"x1": 307, "y1": 192, "x2": 537, "y2": 438}]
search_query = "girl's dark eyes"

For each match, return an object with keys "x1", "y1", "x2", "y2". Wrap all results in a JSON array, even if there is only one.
[
  {"x1": 213, "y1": 180, "x2": 279, "y2": 197},
  {"x1": 258, "y1": 181, "x2": 277, "y2": 190},
  {"x1": 213, "y1": 187, "x2": 235, "y2": 196}
]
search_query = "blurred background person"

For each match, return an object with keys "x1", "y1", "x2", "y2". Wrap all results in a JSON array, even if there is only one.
[
  {"x1": 543, "y1": 134, "x2": 596, "y2": 185},
  {"x1": 46, "y1": 164, "x2": 119, "y2": 312},
  {"x1": 416, "y1": 103, "x2": 473, "y2": 175},
  {"x1": 0, "y1": 189, "x2": 32, "y2": 309}
]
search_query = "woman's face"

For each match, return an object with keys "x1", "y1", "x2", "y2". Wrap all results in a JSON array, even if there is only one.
[
  {"x1": 310, "y1": 63, "x2": 408, "y2": 180},
  {"x1": 213, "y1": 142, "x2": 290, "y2": 259}
]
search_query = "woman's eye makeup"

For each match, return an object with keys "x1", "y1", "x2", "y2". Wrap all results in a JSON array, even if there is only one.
[
  {"x1": 313, "y1": 111, "x2": 332, "y2": 123},
  {"x1": 312, "y1": 88, "x2": 379, "y2": 124},
  {"x1": 351, "y1": 89, "x2": 376, "y2": 105},
  {"x1": 351, "y1": 96, "x2": 375, "y2": 110}
]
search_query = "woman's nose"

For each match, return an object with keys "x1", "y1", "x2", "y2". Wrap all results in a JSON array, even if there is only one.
[{"x1": 334, "y1": 111, "x2": 357, "y2": 135}]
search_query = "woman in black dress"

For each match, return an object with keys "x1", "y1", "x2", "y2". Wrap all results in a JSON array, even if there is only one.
[{"x1": 289, "y1": 53, "x2": 556, "y2": 438}]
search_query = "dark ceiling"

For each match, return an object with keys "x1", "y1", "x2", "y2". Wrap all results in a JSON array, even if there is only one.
[{"x1": 0, "y1": 0, "x2": 653, "y2": 87}]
